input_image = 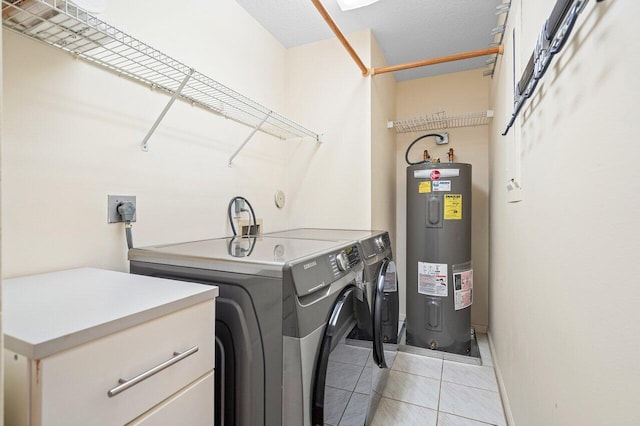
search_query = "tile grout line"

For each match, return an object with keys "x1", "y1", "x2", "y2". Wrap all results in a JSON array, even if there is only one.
[
  {"x1": 380, "y1": 396, "x2": 439, "y2": 412},
  {"x1": 436, "y1": 356, "x2": 444, "y2": 425},
  {"x1": 437, "y1": 410, "x2": 497, "y2": 426},
  {"x1": 440, "y1": 378, "x2": 500, "y2": 393},
  {"x1": 335, "y1": 350, "x2": 369, "y2": 425}
]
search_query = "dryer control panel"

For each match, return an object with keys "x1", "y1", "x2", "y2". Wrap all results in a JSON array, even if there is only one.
[
  {"x1": 360, "y1": 232, "x2": 392, "y2": 259},
  {"x1": 287, "y1": 244, "x2": 362, "y2": 296}
]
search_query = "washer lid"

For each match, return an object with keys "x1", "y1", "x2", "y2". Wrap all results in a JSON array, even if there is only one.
[
  {"x1": 265, "y1": 228, "x2": 385, "y2": 242},
  {"x1": 265, "y1": 228, "x2": 391, "y2": 259},
  {"x1": 129, "y1": 236, "x2": 349, "y2": 278}
]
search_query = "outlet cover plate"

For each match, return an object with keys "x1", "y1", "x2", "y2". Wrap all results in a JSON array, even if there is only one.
[
  {"x1": 435, "y1": 132, "x2": 449, "y2": 145},
  {"x1": 108, "y1": 195, "x2": 137, "y2": 223}
]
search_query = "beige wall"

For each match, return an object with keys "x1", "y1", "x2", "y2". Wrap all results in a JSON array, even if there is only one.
[
  {"x1": 0, "y1": 18, "x2": 3, "y2": 421},
  {"x1": 395, "y1": 70, "x2": 490, "y2": 328},
  {"x1": 370, "y1": 36, "x2": 397, "y2": 252},
  {"x1": 284, "y1": 30, "x2": 374, "y2": 230},
  {"x1": 489, "y1": 1, "x2": 640, "y2": 424}
]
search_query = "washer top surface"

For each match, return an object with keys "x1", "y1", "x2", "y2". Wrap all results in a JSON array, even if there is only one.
[
  {"x1": 265, "y1": 228, "x2": 385, "y2": 242},
  {"x1": 129, "y1": 236, "x2": 350, "y2": 276}
]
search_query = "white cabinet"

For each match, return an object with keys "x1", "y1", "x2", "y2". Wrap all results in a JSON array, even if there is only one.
[
  {"x1": 128, "y1": 372, "x2": 215, "y2": 425},
  {"x1": 3, "y1": 268, "x2": 218, "y2": 426}
]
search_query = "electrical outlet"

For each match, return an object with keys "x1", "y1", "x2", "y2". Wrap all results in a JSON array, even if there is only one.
[
  {"x1": 239, "y1": 218, "x2": 263, "y2": 236},
  {"x1": 108, "y1": 195, "x2": 137, "y2": 223},
  {"x1": 435, "y1": 132, "x2": 449, "y2": 145}
]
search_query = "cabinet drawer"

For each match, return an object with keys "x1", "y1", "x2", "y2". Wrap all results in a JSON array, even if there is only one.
[
  {"x1": 35, "y1": 300, "x2": 215, "y2": 426},
  {"x1": 127, "y1": 371, "x2": 214, "y2": 425}
]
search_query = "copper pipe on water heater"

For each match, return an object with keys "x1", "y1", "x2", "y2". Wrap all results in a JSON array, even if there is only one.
[{"x1": 310, "y1": 0, "x2": 370, "y2": 76}]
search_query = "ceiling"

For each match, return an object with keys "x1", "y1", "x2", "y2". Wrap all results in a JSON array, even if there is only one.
[{"x1": 234, "y1": 0, "x2": 504, "y2": 81}]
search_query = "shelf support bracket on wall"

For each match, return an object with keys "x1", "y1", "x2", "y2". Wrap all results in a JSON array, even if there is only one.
[
  {"x1": 228, "y1": 111, "x2": 272, "y2": 167},
  {"x1": 141, "y1": 68, "x2": 195, "y2": 151}
]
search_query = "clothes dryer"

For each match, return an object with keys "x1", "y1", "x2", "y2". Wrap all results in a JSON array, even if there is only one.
[
  {"x1": 264, "y1": 228, "x2": 400, "y2": 421},
  {"x1": 129, "y1": 236, "x2": 369, "y2": 426},
  {"x1": 264, "y1": 229, "x2": 399, "y2": 343}
]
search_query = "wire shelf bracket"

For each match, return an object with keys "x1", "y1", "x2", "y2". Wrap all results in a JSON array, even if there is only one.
[
  {"x1": 388, "y1": 110, "x2": 494, "y2": 134},
  {"x1": 142, "y1": 68, "x2": 194, "y2": 152},
  {"x1": 2, "y1": 0, "x2": 322, "y2": 159},
  {"x1": 228, "y1": 111, "x2": 272, "y2": 167}
]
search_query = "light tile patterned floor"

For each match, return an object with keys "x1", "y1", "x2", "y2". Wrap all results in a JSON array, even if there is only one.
[{"x1": 371, "y1": 334, "x2": 507, "y2": 426}]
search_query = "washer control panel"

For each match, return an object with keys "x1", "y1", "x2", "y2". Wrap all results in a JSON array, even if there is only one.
[{"x1": 329, "y1": 245, "x2": 361, "y2": 278}]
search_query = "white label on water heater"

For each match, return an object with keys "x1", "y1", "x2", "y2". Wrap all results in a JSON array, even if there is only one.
[
  {"x1": 432, "y1": 180, "x2": 451, "y2": 192},
  {"x1": 453, "y1": 269, "x2": 473, "y2": 310},
  {"x1": 418, "y1": 262, "x2": 448, "y2": 297},
  {"x1": 414, "y1": 169, "x2": 460, "y2": 179}
]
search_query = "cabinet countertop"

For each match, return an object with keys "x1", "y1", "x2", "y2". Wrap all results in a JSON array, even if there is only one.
[{"x1": 3, "y1": 268, "x2": 218, "y2": 359}]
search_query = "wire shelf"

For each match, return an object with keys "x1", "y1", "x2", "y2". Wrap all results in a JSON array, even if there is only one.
[
  {"x1": 2, "y1": 0, "x2": 321, "y2": 144},
  {"x1": 388, "y1": 110, "x2": 494, "y2": 133}
]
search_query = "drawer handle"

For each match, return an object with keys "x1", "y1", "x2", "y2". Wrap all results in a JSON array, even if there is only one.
[{"x1": 107, "y1": 346, "x2": 199, "y2": 398}]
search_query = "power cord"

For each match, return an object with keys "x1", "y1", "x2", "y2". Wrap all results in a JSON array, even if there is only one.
[
  {"x1": 405, "y1": 133, "x2": 445, "y2": 165},
  {"x1": 117, "y1": 201, "x2": 136, "y2": 249},
  {"x1": 227, "y1": 196, "x2": 257, "y2": 236}
]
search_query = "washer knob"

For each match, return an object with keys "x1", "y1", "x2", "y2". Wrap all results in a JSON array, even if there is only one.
[
  {"x1": 336, "y1": 251, "x2": 350, "y2": 271},
  {"x1": 375, "y1": 236, "x2": 385, "y2": 251}
]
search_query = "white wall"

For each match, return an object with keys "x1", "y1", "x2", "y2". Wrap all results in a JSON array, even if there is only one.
[
  {"x1": 394, "y1": 70, "x2": 490, "y2": 327},
  {"x1": 0, "y1": 18, "x2": 4, "y2": 421},
  {"x1": 489, "y1": 1, "x2": 640, "y2": 424},
  {"x1": 284, "y1": 30, "x2": 397, "y2": 245},
  {"x1": 284, "y1": 30, "x2": 373, "y2": 230},
  {"x1": 370, "y1": 36, "x2": 397, "y2": 254}
]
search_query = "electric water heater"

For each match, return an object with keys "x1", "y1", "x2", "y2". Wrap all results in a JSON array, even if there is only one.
[{"x1": 406, "y1": 162, "x2": 472, "y2": 354}]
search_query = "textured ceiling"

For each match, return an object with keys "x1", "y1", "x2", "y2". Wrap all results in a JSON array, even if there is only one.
[{"x1": 234, "y1": 0, "x2": 503, "y2": 81}]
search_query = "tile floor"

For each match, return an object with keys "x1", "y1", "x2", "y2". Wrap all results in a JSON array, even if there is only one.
[
  {"x1": 323, "y1": 334, "x2": 506, "y2": 426},
  {"x1": 371, "y1": 334, "x2": 507, "y2": 426}
]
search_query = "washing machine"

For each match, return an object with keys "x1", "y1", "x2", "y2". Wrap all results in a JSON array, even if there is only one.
[
  {"x1": 129, "y1": 235, "x2": 370, "y2": 426},
  {"x1": 264, "y1": 228, "x2": 400, "y2": 418}
]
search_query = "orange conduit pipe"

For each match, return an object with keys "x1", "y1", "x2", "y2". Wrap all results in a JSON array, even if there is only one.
[
  {"x1": 371, "y1": 46, "x2": 504, "y2": 76},
  {"x1": 310, "y1": 0, "x2": 370, "y2": 76},
  {"x1": 310, "y1": 0, "x2": 504, "y2": 78}
]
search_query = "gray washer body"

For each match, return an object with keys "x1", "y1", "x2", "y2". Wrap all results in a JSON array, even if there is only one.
[
  {"x1": 129, "y1": 236, "x2": 363, "y2": 426},
  {"x1": 406, "y1": 163, "x2": 472, "y2": 354}
]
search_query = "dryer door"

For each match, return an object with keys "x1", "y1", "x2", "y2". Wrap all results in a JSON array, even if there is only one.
[
  {"x1": 372, "y1": 259, "x2": 398, "y2": 367},
  {"x1": 311, "y1": 285, "x2": 371, "y2": 426}
]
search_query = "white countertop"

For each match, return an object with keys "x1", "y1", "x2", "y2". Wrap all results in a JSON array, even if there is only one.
[{"x1": 3, "y1": 268, "x2": 218, "y2": 359}]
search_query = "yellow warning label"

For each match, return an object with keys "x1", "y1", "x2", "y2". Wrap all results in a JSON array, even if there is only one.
[
  {"x1": 419, "y1": 181, "x2": 431, "y2": 193},
  {"x1": 444, "y1": 194, "x2": 462, "y2": 220}
]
